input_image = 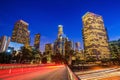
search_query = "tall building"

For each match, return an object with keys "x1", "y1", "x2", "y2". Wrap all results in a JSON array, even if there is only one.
[
  {"x1": 65, "y1": 41, "x2": 73, "y2": 53},
  {"x1": 54, "y1": 25, "x2": 68, "y2": 55},
  {"x1": 45, "y1": 43, "x2": 53, "y2": 54},
  {"x1": 75, "y1": 42, "x2": 80, "y2": 51},
  {"x1": 11, "y1": 20, "x2": 30, "y2": 46},
  {"x1": 34, "y1": 33, "x2": 40, "y2": 50},
  {"x1": 82, "y1": 12, "x2": 110, "y2": 60},
  {"x1": 0, "y1": 36, "x2": 10, "y2": 52}
]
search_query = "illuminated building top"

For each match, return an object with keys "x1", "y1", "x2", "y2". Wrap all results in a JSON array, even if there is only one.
[
  {"x1": 19, "y1": 20, "x2": 29, "y2": 26},
  {"x1": 58, "y1": 25, "x2": 64, "y2": 38}
]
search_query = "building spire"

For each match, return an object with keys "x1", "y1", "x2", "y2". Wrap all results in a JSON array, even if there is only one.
[{"x1": 58, "y1": 25, "x2": 63, "y2": 38}]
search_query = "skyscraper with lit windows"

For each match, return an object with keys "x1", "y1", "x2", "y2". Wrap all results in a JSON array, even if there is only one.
[
  {"x1": 82, "y1": 12, "x2": 110, "y2": 60},
  {"x1": 34, "y1": 33, "x2": 40, "y2": 50},
  {"x1": 54, "y1": 25, "x2": 68, "y2": 55},
  {"x1": 11, "y1": 20, "x2": 30, "y2": 46},
  {"x1": 45, "y1": 43, "x2": 53, "y2": 54}
]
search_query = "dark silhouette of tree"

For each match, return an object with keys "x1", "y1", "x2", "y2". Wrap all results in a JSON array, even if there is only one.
[
  {"x1": 42, "y1": 57, "x2": 47, "y2": 64},
  {"x1": 0, "y1": 52, "x2": 12, "y2": 63}
]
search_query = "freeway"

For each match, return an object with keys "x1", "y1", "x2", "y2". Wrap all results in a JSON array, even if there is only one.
[
  {"x1": 0, "y1": 64, "x2": 69, "y2": 80},
  {"x1": 75, "y1": 67, "x2": 120, "y2": 80}
]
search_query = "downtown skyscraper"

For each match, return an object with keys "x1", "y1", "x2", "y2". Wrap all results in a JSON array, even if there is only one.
[
  {"x1": 54, "y1": 25, "x2": 73, "y2": 56},
  {"x1": 54, "y1": 25, "x2": 67, "y2": 55},
  {"x1": 82, "y1": 12, "x2": 110, "y2": 60},
  {"x1": 11, "y1": 20, "x2": 30, "y2": 46},
  {"x1": 34, "y1": 33, "x2": 40, "y2": 50}
]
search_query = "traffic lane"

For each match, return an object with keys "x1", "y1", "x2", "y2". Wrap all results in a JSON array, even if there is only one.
[
  {"x1": 2, "y1": 65, "x2": 64, "y2": 80},
  {"x1": 78, "y1": 68, "x2": 120, "y2": 80},
  {"x1": 101, "y1": 76, "x2": 120, "y2": 80},
  {"x1": 33, "y1": 65, "x2": 69, "y2": 80},
  {"x1": 0, "y1": 65, "x2": 60, "y2": 79}
]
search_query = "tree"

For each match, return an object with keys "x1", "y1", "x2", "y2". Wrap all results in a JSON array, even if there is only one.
[
  {"x1": 20, "y1": 47, "x2": 33, "y2": 63},
  {"x1": 0, "y1": 52, "x2": 12, "y2": 63},
  {"x1": 109, "y1": 40, "x2": 120, "y2": 65}
]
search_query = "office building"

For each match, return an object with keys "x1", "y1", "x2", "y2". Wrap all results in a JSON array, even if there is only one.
[
  {"x1": 0, "y1": 36, "x2": 10, "y2": 52},
  {"x1": 75, "y1": 42, "x2": 80, "y2": 51},
  {"x1": 45, "y1": 43, "x2": 53, "y2": 55},
  {"x1": 34, "y1": 33, "x2": 40, "y2": 50},
  {"x1": 11, "y1": 20, "x2": 30, "y2": 46},
  {"x1": 82, "y1": 12, "x2": 110, "y2": 60}
]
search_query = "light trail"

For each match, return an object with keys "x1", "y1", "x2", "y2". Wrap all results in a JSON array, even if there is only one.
[
  {"x1": 77, "y1": 67, "x2": 120, "y2": 80},
  {"x1": 0, "y1": 64, "x2": 65, "y2": 80}
]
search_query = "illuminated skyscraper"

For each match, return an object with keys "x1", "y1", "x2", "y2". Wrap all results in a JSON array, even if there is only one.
[
  {"x1": 54, "y1": 25, "x2": 67, "y2": 55},
  {"x1": 34, "y1": 33, "x2": 40, "y2": 50},
  {"x1": 82, "y1": 12, "x2": 110, "y2": 60},
  {"x1": 11, "y1": 20, "x2": 30, "y2": 46}
]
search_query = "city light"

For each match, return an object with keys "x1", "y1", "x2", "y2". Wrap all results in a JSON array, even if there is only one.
[{"x1": 0, "y1": 0, "x2": 120, "y2": 80}]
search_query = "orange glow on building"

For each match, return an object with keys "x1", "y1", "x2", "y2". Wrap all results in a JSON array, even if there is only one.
[{"x1": 82, "y1": 12, "x2": 110, "y2": 60}]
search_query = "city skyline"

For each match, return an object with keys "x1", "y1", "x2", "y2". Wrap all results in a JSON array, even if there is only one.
[{"x1": 0, "y1": 0, "x2": 120, "y2": 51}]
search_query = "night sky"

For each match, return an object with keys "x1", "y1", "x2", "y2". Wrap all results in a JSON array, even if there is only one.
[{"x1": 0, "y1": 0, "x2": 120, "y2": 51}]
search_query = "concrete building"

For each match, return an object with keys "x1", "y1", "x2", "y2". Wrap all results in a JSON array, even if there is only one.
[
  {"x1": 11, "y1": 20, "x2": 30, "y2": 47},
  {"x1": 82, "y1": 12, "x2": 110, "y2": 60},
  {"x1": 45, "y1": 43, "x2": 53, "y2": 54},
  {"x1": 65, "y1": 41, "x2": 73, "y2": 54},
  {"x1": 45, "y1": 43, "x2": 53, "y2": 63},
  {"x1": 34, "y1": 33, "x2": 40, "y2": 50},
  {"x1": 0, "y1": 36, "x2": 10, "y2": 52},
  {"x1": 75, "y1": 42, "x2": 80, "y2": 51}
]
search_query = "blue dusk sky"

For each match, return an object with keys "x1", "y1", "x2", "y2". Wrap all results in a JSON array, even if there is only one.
[{"x1": 0, "y1": 0, "x2": 120, "y2": 51}]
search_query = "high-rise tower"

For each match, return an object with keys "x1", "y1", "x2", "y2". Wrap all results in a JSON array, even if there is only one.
[
  {"x1": 11, "y1": 20, "x2": 30, "y2": 46},
  {"x1": 0, "y1": 36, "x2": 10, "y2": 52},
  {"x1": 82, "y1": 12, "x2": 110, "y2": 60},
  {"x1": 45, "y1": 43, "x2": 53, "y2": 54},
  {"x1": 34, "y1": 33, "x2": 40, "y2": 50},
  {"x1": 54, "y1": 25, "x2": 67, "y2": 55},
  {"x1": 75, "y1": 42, "x2": 80, "y2": 51}
]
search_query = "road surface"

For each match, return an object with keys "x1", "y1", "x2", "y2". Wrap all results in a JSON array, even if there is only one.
[
  {"x1": 0, "y1": 65, "x2": 69, "y2": 80},
  {"x1": 75, "y1": 67, "x2": 120, "y2": 80}
]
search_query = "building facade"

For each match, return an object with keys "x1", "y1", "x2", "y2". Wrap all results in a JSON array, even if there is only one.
[
  {"x1": 65, "y1": 41, "x2": 73, "y2": 54},
  {"x1": 82, "y1": 12, "x2": 110, "y2": 60},
  {"x1": 0, "y1": 36, "x2": 10, "y2": 52},
  {"x1": 11, "y1": 20, "x2": 30, "y2": 47},
  {"x1": 34, "y1": 33, "x2": 40, "y2": 50},
  {"x1": 45, "y1": 43, "x2": 53, "y2": 54},
  {"x1": 75, "y1": 42, "x2": 80, "y2": 51}
]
